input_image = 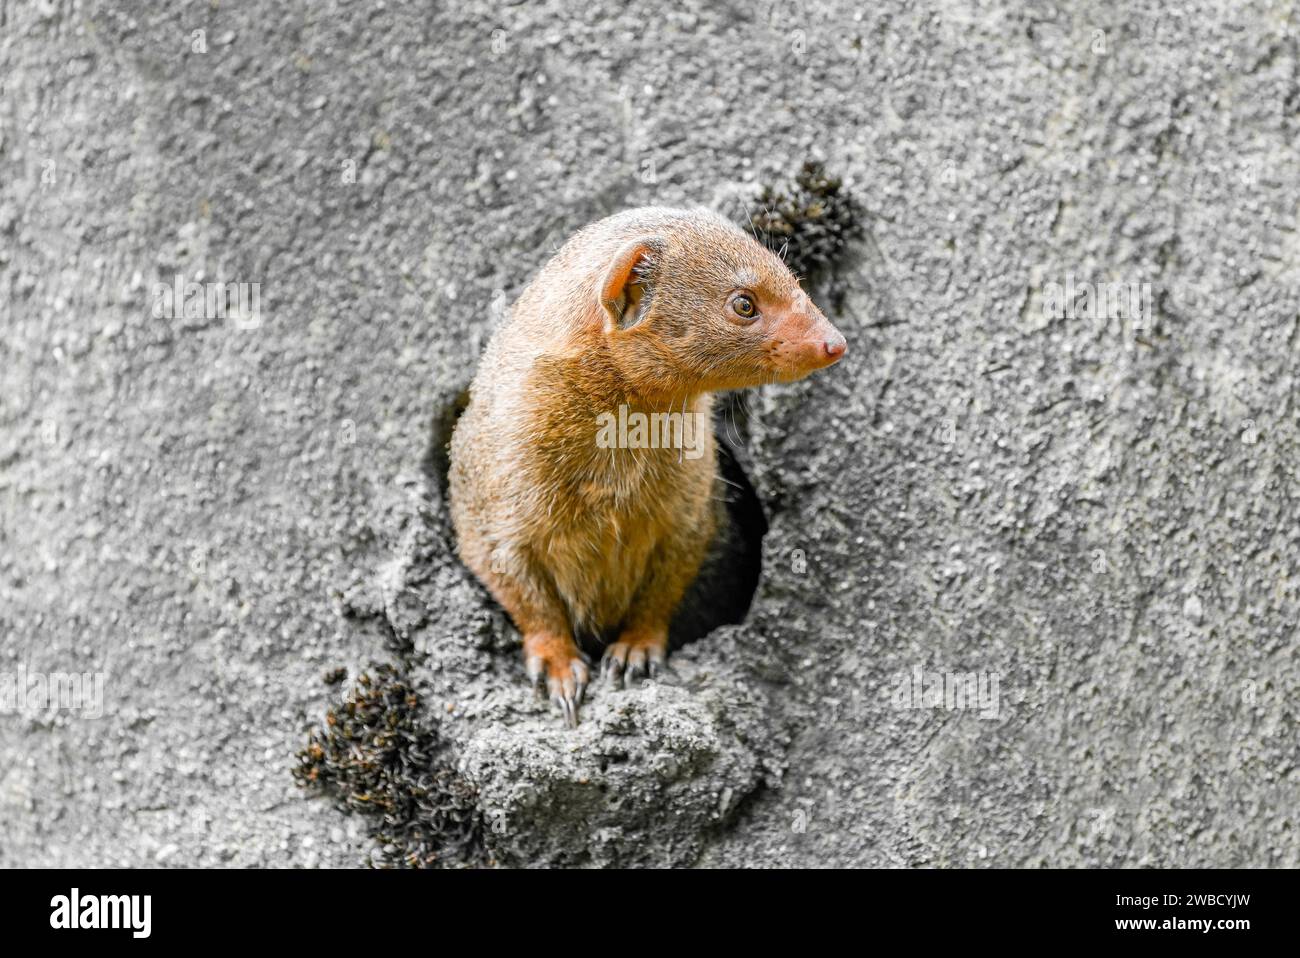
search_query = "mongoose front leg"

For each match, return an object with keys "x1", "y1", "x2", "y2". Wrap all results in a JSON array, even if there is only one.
[
  {"x1": 523, "y1": 630, "x2": 589, "y2": 727},
  {"x1": 469, "y1": 550, "x2": 590, "y2": 725},
  {"x1": 602, "y1": 517, "x2": 712, "y2": 686}
]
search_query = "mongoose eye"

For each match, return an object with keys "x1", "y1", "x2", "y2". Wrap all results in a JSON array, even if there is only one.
[{"x1": 730, "y1": 294, "x2": 757, "y2": 321}]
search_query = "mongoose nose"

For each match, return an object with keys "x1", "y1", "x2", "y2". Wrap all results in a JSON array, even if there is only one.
[{"x1": 824, "y1": 337, "x2": 847, "y2": 360}]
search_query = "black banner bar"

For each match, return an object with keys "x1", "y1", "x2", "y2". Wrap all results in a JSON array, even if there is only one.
[{"x1": 1, "y1": 868, "x2": 1286, "y2": 945}]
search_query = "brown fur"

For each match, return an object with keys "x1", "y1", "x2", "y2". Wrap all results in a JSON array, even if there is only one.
[{"x1": 449, "y1": 207, "x2": 846, "y2": 725}]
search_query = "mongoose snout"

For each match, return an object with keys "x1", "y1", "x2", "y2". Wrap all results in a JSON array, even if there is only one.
[
  {"x1": 449, "y1": 206, "x2": 848, "y2": 726},
  {"x1": 760, "y1": 294, "x2": 849, "y2": 379}
]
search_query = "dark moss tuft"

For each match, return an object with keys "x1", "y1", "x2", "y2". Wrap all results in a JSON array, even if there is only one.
[
  {"x1": 294, "y1": 662, "x2": 483, "y2": 868},
  {"x1": 745, "y1": 161, "x2": 863, "y2": 311}
]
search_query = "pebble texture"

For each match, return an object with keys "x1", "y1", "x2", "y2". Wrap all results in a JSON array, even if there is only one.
[{"x1": 1, "y1": 0, "x2": 1297, "y2": 867}]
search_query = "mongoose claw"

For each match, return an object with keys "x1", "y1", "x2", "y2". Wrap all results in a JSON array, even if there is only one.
[
  {"x1": 600, "y1": 653, "x2": 623, "y2": 686},
  {"x1": 544, "y1": 661, "x2": 588, "y2": 727},
  {"x1": 554, "y1": 691, "x2": 579, "y2": 728},
  {"x1": 561, "y1": 660, "x2": 591, "y2": 723}
]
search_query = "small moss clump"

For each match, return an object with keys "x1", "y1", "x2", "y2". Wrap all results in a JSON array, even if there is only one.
[
  {"x1": 294, "y1": 662, "x2": 482, "y2": 868},
  {"x1": 746, "y1": 161, "x2": 863, "y2": 311}
]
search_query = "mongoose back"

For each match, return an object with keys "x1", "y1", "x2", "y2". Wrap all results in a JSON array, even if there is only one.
[{"x1": 449, "y1": 207, "x2": 846, "y2": 725}]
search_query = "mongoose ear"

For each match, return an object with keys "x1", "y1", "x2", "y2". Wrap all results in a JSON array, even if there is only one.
[{"x1": 599, "y1": 237, "x2": 663, "y2": 333}]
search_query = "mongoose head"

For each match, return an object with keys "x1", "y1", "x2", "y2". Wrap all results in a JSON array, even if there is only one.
[{"x1": 598, "y1": 209, "x2": 847, "y2": 396}]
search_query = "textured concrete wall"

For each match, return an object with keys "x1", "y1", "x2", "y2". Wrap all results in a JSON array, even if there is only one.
[{"x1": 1, "y1": 0, "x2": 1297, "y2": 866}]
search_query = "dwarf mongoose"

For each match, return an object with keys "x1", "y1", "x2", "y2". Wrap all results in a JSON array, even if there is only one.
[{"x1": 449, "y1": 207, "x2": 847, "y2": 725}]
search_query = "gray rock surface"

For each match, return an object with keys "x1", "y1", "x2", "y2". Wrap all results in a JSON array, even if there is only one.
[{"x1": 1, "y1": 0, "x2": 1297, "y2": 867}]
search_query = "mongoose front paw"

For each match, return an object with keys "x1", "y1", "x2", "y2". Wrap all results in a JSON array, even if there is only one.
[
  {"x1": 523, "y1": 632, "x2": 589, "y2": 728},
  {"x1": 601, "y1": 628, "x2": 668, "y2": 687}
]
